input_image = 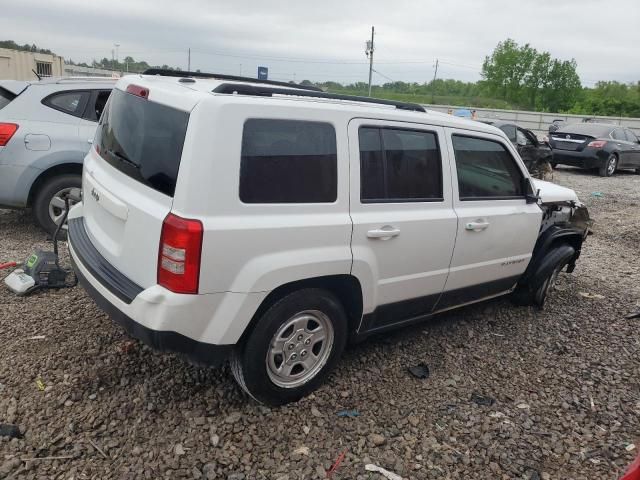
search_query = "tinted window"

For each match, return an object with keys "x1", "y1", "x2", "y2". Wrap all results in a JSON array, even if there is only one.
[
  {"x1": 95, "y1": 88, "x2": 189, "y2": 197},
  {"x1": 84, "y1": 90, "x2": 112, "y2": 122},
  {"x1": 626, "y1": 130, "x2": 639, "y2": 143},
  {"x1": 452, "y1": 135, "x2": 524, "y2": 200},
  {"x1": 43, "y1": 91, "x2": 89, "y2": 117},
  {"x1": 612, "y1": 129, "x2": 626, "y2": 141},
  {"x1": 499, "y1": 124, "x2": 517, "y2": 142},
  {"x1": 240, "y1": 119, "x2": 337, "y2": 203},
  {"x1": 359, "y1": 127, "x2": 442, "y2": 202},
  {"x1": 0, "y1": 87, "x2": 15, "y2": 110}
]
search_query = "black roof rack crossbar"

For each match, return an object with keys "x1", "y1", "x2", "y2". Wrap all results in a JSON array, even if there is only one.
[
  {"x1": 211, "y1": 83, "x2": 427, "y2": 113},
  {"x1": 142, "y1": 68, "x2": 322, "y2": 92}
]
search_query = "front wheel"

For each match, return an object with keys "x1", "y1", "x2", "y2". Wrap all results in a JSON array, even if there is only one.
[
  {"x1": 598, "y1": 154, "x2": 617, "y2": 177},
  {"x1": 513, "y1": 244, "x2": 576, "y2": 308},
  {"x1": 230, "y1": 288, "x2": 348, "y2": 406}
]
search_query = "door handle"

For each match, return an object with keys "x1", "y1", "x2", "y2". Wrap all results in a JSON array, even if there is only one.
[
  {"x1": 87, "y1": 139, "x2": 93, "y2": 144},
  {"x1": 465, "y1": 220, "x2": 490, "y2": 232},
  {"x1": 367, "y1": 226, "x2": 401, "y2": 240}
]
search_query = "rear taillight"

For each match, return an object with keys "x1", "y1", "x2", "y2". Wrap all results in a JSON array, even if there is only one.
[
  {"x1": 0, "y1": 123, "x2": 18, "y2": 146},
  {"x1": 158, "y1": 213, "x2": 203, "y2": 294},
  {"x1": 588, "y1": 140, "x2": 607, "y2": 149},
  {"x1": 126, "y1": 84, "x2": 149, "y2": 99}
]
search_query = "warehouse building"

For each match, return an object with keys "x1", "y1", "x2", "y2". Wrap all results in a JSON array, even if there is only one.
[
  {"x1": 0, "y1": 47, "x2": 65, "y2": 80},
  {"x1": 0, "y1": 47, "x2": 114, "y2": 80}
]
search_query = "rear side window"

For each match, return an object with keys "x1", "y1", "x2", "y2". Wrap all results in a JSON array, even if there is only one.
[
  {"x1": 359, "y1": 127, "x2": 443, "y2": 202},
  {"x1": 95, "y1": 88, "x2": 189, "y2": 197},
  {"x1": 43, "y1": 90, "x2": 90, "y2": 117},
  {"x1": 625, "y1": 130, "x2": 638, "y2": 143},
  {"x1": 240, "y1": 119, "x2": 337, "y2": 203},
  {"x1": 83, "y1": 90, "x2": 112, "y2": 122},
  {"x1": 0, "y1": 87, "x2": 16, "y2": 110},
  {"x1": 452, "y1": 135, "x2": 524, "y2": 200},
  {"x1": 612, "y1": 129, "x2": 626, "y2": 141}
]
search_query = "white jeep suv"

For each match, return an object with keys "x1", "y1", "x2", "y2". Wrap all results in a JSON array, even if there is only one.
[{"x1": 68, "y1": 71, "x2": 589, "y2": 405}]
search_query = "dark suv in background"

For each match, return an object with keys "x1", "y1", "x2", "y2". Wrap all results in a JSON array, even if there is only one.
[{"x1": 549, "y1": 123, "x2": 640, "y2": 177}]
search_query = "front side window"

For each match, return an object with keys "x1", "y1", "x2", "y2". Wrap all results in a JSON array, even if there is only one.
[
  {"x1": 240, "y1": 119, "x2": 337, "y2": 203},
  {"x1": 625, "y1": 130, "x2": 639, "y2": 143},
  {"x1": 452, "y1": 135, "x2": 525, "y2": 200},
  {"x1": 43, "y1": 91, "x2": 89, "y2": 117},
  {"x1": 359, "y1": 127, "x2": 443, "y2": 202},
  {"x1": 84, "y1": 90, "x2": 112, "y2": 122}
]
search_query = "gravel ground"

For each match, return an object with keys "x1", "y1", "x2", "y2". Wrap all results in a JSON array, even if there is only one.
[{"x1": 1, "y1": 167, "x2": 640, "y2": 480}]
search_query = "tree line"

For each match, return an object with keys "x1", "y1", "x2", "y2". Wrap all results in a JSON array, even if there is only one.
[{"x1": 4, "y1": 39, "x2": 639, "y2": 117}]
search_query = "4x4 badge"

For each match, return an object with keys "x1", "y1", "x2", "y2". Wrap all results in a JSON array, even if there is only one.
[{"x1": 91, "y1": 188, "x2": 100, "y2": 202}]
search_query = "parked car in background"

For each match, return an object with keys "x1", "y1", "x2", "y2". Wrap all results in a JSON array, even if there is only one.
[
  {"x1": 69, "y1": 71, "x2": 589, "y2": 405},
  {"x1": 0, "y1": 77, "x2": 115, "y2": 234},
  {"x1": 549, "y1": 123, "x2": 640, "y2": 177},
  {"x1": 479, "y1": 119, "x2": 553, "y2": 179}
]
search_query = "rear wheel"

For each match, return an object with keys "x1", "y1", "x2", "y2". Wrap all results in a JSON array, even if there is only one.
[
  {"x1": 598, "y1": 154, "x2": 617, "y2": 177},
  {"x1": 230, "y1": 288, "x2": 347, "y2": 405},
  {"x1": 32, "y1": 174, "x2": 82, "y2": 236}
]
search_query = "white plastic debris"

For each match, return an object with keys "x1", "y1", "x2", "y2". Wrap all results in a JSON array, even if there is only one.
[
  {"x1": 626, "y1": 443, "x2": 636, "y2": 452},
  {"x1": 365, "y1": 464, "x2": 405, "y2": 480}
]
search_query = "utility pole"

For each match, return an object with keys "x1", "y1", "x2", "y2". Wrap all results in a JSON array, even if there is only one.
[
  {"x1": 431, "y1": 58, "x2": 439, "y2": 104},
  {"x1": 188, "y1": 48, "x2": 191, "y2": 71},
  {"x1": 239, "y1": 63, "x2": 242, "y2": 76},
  {"x1": 365, "y1": 26, "x2": 375, "y2": 97}
]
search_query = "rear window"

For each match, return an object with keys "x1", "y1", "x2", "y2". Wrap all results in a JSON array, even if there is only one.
[
  {"x1": 95, "y1": 88, "x2": 189, "y2": 197},
  {"x1": 0, "y1": 87, "x2": 15, "y2": 110}
]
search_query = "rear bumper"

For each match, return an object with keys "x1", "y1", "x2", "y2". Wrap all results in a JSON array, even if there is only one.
[
  {"x1": 551, "y1": 149, "x2": 606, "y2": 169},
  {"x1": 68, "y1": 216, "x2": 235, "y2": 366}
]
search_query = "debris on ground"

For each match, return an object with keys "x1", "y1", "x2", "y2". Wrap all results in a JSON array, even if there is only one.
[
  {"x1": 591, "y1": 191, "x2": 604, "y2": 197},
  {"x1": 336, "y1": 409, "x2": 359, "y2": 418},
  {"x1": 407, "y1": 363, "x2": 430, "y2": 379},
  {"x1": 292, "y1": 446, "x2": 310, "y2": 456},
  {"x1": 326, "y1": 450, "x2": 346, "y2": 478},
  {"x1": 0, "y1": 423, "x2": 22, "y2": 438},
  {"x1": 35, "y1": 378, "x2": 45, "y2": 391},
  {"x1": 626, "y1": 309, "x2": 640, "y2": 320},
  {"x1": 365, "y1": 463, "x2": 405, "y2": 480},
  {"x1": 471, "y1": 392, "x2": 496, "y2": 407},
  {"x1": 579, "y1": 292, "x2": 606, "y2": 300}
]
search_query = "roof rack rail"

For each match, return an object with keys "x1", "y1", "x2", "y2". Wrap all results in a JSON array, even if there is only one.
[
  {"x1": 211, "y1": 83, "x2": 427, "y2": 113},
  {"x1": 142, "y1": 68, "x2": 322, "y2": 92}
]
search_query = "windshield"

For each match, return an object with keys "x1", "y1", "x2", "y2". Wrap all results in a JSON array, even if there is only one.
[{"x1": 94, "y1": 88, "x2": 189, "y2": 197}]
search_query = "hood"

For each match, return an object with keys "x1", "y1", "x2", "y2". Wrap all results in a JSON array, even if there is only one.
[{"x1": 532, "y1": 179, "x2": 578, "y2": 204}]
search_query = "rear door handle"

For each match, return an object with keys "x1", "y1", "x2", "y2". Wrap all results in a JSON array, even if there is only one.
[
  {"x1": 465, "y1": 221, "x2": 490, "y2": 232},
  {"x1": 367, "y1": 226, "x2": 401, "y2": 240}
]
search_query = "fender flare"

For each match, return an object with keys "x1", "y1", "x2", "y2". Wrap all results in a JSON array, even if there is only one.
[{"x1": 519, "y1": 225, "x2": 584, "y2": 287}]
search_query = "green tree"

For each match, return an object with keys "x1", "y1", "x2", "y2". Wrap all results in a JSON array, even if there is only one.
[{"x1": 482, "y1": 39, "x2": 582, "y2": 111}]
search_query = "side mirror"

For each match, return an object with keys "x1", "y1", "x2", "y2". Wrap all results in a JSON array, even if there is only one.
[{"x1": 526, "y1": 188, "x2": 541, "y2": 204}]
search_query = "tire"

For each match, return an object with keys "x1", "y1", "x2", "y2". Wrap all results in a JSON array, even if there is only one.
[
  {"x1": 513, "y1": 244, "x2": 576, "y2": 308},
  {"x1": 598, "y1": 154, "x2": 617, "y2": 177},
  {"x1": 230, "y1": 288, "x2": 348, "y2": 406},
  {"x1": 32, "y1": 174, "x2": 82, "y2": 236}
]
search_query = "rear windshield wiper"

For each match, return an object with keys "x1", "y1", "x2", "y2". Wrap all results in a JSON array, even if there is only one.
[{"x1": 107, "y1": 149, "x2": 139, "y2": 169}]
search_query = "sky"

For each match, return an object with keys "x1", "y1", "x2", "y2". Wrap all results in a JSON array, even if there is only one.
[{"x1": 2, "y1": 0, "x2": 639, "y2": 86}]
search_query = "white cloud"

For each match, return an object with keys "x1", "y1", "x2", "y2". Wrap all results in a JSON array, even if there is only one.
[{"x1": 2, "y1": 0, "x2": 638, "y2": 85}]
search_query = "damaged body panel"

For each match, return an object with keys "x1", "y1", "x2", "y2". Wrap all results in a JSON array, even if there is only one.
[{"x1": 517, "y1": 179, "x2": 591, "y2": 295}]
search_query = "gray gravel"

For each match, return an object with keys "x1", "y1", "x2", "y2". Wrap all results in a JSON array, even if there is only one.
[{"x1": 1, "y1": 167, "x2": 640, "y2": 479}]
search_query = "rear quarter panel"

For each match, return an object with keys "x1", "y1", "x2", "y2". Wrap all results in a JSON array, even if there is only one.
[{"x1": 172, "y1": 99, "x2": 354, "y2": 295}]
